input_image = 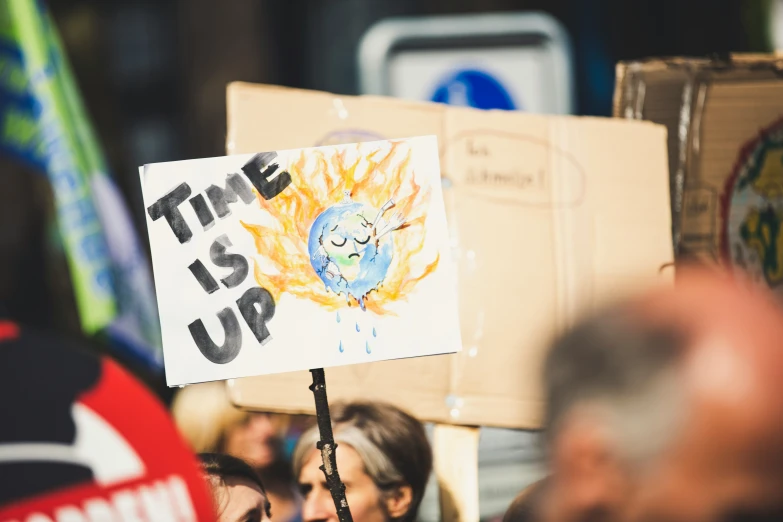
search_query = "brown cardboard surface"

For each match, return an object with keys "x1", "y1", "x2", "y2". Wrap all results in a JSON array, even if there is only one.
[
  {"x1": 614, "y1": 61, "x2": 690, "y2": 239},
  {"x1": 225, "y1": 82, "x2": 673, "y2": 429},
  {"x1": 614, "y1": 55, "x2": 783, "y2": 265},
  {"x1": 696, "y1": 82, "x2": 783, "y2": 260}
]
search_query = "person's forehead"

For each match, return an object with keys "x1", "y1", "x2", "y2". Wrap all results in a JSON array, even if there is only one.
[
  {"x1": 334, "y1": 444, "x2": 372, "y2": 477},
  {"x1": 626, "y1": 272, "x2": 783, "y2": 484},
  {"x1": 218, "y1": 476, "x2": 267, "y2": 514},
  {"x1": 637, "y1": 270, "x2": 783, "y2": 424},
  {"x1": 682, "y1": 323, "x2": 783, "y2": 446},
  {"x1": 671, "y1": 357, "x2": 783, "y2": 485},
  {"x1": 301, "y1": 444, "x2": 366, "y2": 479}
]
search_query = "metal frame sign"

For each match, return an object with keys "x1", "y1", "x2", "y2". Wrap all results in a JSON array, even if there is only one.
[{"x1": 358, "y1": 11, "x2": 575, "y2": 115}]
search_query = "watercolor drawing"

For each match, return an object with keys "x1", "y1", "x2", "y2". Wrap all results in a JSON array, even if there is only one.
[
  {"x1": 309, "y1": 192, "x2": 405, "y2": 310},
  {"x1": 241, "y1": 140, "x2": 439, "y2": 315},
  {"x1": 142, "y1": 136, "x2": 459, "y2": 384}
]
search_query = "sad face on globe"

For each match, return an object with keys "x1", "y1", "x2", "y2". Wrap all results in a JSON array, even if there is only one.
[{"x1": 308, "y1": 192, "x2": 406, "y2": 310}]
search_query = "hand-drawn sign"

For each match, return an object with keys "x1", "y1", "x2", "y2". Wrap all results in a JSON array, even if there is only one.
[
  {"x1": 140, "y1": 137, "x2": 461, "y2": 386},
  {"x1": 722, "y1": 116, "x2": 783, "y2": 294},
  {"x1": 444, "y1": 130, "x2": 586, "y2": 208},
  {"x1": 146, "y1": 152, "x2": 289, "y2": 365}
]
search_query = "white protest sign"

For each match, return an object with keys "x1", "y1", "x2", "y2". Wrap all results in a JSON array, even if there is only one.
[{"x1": 140, "y1": 136, "x2": 461, "y2": 386}]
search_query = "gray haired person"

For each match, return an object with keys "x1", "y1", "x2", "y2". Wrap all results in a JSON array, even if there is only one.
[
  {"x1": 293, "y1": 401, "x2": 431, "y2": 522},
  {"x1": 532, "y1": 269, "x2": 783, "y2": 522}
]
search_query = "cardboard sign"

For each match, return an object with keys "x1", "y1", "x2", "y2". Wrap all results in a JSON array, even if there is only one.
[
  {"x1": 613, "y1": 54, "x2": 783, "y2": 269},
  {"x1": 140, "y1": 137, "x2": 460, "y2": 386},
  {"x1": 223, "y1": 83, "x2": 674, "y2": 429},
  {"x1": 0, "y1": 322, "x2": 213, "y2": 521}
]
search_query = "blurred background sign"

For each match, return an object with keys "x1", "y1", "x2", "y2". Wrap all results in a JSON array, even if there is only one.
[
  {"x1": 358, "y1": 11, "x2": 575, "y2": 114},
  {"x1": 356, "y1": 12, "x2": 575, "y2": 519}
]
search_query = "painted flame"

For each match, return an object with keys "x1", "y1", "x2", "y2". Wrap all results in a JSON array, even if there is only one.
[{"x1": 240, "y1": 141, "x2": 438, "y2": 315}]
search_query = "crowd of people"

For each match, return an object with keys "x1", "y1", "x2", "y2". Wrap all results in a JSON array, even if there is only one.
[
  {"x1": 168, "y1": 267, "x2": 783, "y2": 522},
  {"x1": 4, "y1": 265, "x2": 783, "y2": 522},
  {"x1": 174, "y1": 384, "x2": 432, "y2": 522}
]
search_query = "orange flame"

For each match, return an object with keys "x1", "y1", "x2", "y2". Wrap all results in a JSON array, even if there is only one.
[{"x1": 240, "y1": 141, "x2": 438, "y2": 315}]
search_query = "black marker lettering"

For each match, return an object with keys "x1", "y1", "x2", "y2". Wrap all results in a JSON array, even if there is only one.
[
  {"x1": 147, "y1": 183, "x2": 193, "y2": 243},
  {"x1": 188, "y1": 259, "x2": 219, "y2": 294},
  {"x1": 241, "y1": 152, "x2": 292, "y2": 200},
  {"x1": 236, "y1": 286, "x2": 276, "y2": 344},
  {"x1": 189, "y1": 194, "x2": 214, "y2": 230},
  {"x1": 187, "y1": 308, "x2": 242, "y2": 364},
  {"x1": 205, "y1": 172, "x2": 255, "y2": 218},
  {"x1": 209, "y1": 234, "x2": 248, "y2": 289}
]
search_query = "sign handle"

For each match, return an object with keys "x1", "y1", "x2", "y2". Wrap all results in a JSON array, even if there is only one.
[
  {"x1": 434, "y1": 423, "x2": 480, "y2": 522},
  {"x1": 309, "y1": 368, "x2": 354, "y2": 522}
]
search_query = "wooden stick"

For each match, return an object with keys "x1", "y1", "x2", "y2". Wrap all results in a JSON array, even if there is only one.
[
  {"x1": 309, "y1": 368, "x2": 353, "y2": 522},
  {"x1": 434, "y1": 424, "x2": 480, "y2": 522}
]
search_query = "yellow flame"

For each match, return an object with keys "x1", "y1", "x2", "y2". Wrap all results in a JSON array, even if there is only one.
[{"x1": 240, "y1": 141, "x2": 438, "y2": 315}]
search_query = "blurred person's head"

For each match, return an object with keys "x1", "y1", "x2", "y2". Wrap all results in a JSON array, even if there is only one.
[
  {"x1": 200, "y1": 452, "x2": 272, "y2": 522},
  {"x1": 293, "y1": 401, "x2": 431, "y2": 522},
  {"x1": 173, "y1": 381, "x2": 288, "y2": 471},
  {"x1": 540, "y1": 268, "x2": 783, "y2": 522}
]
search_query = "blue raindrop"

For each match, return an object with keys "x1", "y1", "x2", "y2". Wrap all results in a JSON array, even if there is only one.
[
  {"x1": 336, "y1": 311, "x2": 341, "y2": 323},
  {"x1": 355, "y1": 322, "x2": 360, "y2": 333},
  {"x1": 365, "y1": 341, "x2": 372, "y2": 354},
  {"x1": 372, "y1": 327, "x2": 377, "y2": 338},
  {"x1": 339, "y1": 340, "x2": 344, "y2": 353}
]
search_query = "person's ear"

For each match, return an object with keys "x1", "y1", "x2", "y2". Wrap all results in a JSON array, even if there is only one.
[{"x1": 384, "y1": 484, "x2": 413, "y2": 519}]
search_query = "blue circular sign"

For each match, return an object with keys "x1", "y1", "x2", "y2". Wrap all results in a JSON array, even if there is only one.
[{"x1": 430, "y1": 68, "x2": 518, "y2": 110}]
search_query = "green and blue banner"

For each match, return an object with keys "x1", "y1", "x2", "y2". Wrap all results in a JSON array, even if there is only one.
[{"x1": 0, "y1": 0, "x2": 162, "y2": 369}]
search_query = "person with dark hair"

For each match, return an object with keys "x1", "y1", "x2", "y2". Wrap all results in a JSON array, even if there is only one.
[
  {"x1": 200, "y1": 452, "x2": 272, "y2": 522},
  {"x1": 535, "y1": 269, "x2": 783, "y2": 522},
  {"x1": 293, "y1": 401, "x2": 432, "y2": 522},
  {"x1": 175, "y1": 383, "x2": 301, "y2": 522}
]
